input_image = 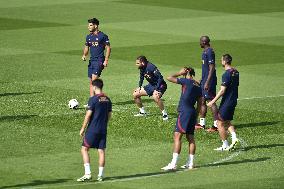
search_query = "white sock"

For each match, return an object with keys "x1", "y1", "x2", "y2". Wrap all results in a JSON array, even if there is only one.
[
  {"x1": 214, "y1": 120, "x2": 218, "y2": 128},
  {"x1": 231, "y1": 132, "x2": 237, "y2": 141},
  {"x1": 162, "y1": 109, "x2": 167, "y2": 116},
  {"x1": 200, "y1": 118, "x2": 206, "y2": 126},
  {"x1": 139, "y1": 107, "x2": 145, "y2": 114},
  {"x1": 98, "y1": 166, "x2": 104, "y2": 177},
  {"x1": 170, "y1": 153, "x2": 179, "y2": 166},
  {"x1": 84, "y1": 163, "x2": 91, "y2": 175},
  {"x1": 222, "y1": 140, "x2": 229, "y2": 148},
  {"x1": 187, "y1": 154, "x2": 194, "y2": 166}
]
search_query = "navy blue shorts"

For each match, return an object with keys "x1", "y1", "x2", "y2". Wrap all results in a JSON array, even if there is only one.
[
  {"x1": 82, "y1": 133, "x2": 107, "y2": 149},
  {"x1": 144, "y1": 82, "x2": 167, "y2": 97},
  {"x1": 218, "y1": 104, "x2": 236, "y2": 121},
  {"x1": 201, "y1": 84, "x2": 216, "y2": 100},
  {"x1": 174, "y1": 110, "x2": 197, "y2": 135},
  {"x1": 88, "y1": 58, "x2": 105, "y2": 78}
]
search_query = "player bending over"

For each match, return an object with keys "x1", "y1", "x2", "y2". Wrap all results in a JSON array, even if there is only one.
[
  {"x1": 207, "y1": 54, "x2": 239, "y2": 151},
  {"x1": 161, "y1": 67, "x2": 202, "y2": 170},
  {"x1": 133, "y1": 55, "x2": 168, "y2": 121},
  {"x1": 77, "y1": 79, "x2": 112, "y2": 182}
]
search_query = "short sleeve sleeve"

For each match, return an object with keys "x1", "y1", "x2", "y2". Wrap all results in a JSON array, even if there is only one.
[
  {"x1": 104, "y1": 34, "x2": 110, "y2": 46},
  {"x1": 207, "y1": 48, "x2": 215, "y2": 65},
  {"x1": 108, "y1": 98, "x2": 112, "y2": 112},
  {"x1": 221, "y1": 72, "x2": 231, "y2": 87},
  {"x1": 87, "y1": 97, "x2": 97, "y2": 111},
  {"x1": 85, "y1": 36, "x2": 91, "y2": 47},
  {"x1": 177, "y1": 78, "x2": 187, "y2": 85}
]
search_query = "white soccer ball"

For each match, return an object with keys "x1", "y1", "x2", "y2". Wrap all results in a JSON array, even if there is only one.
[{"x1": 68, "y1": 99, "x2": 79, "y2": 109}]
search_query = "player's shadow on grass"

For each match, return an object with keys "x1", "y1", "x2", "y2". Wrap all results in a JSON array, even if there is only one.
[
  {"x1": 104, "y1": 171, "x2": 174, "y2": 182},
  {"x1": 0, "y1": 92, "x2": 42, "y2": 97},
  {"x1": 113, "y1": 99, "x2": 155, "y2": 106},
  {"x1": 235, "y1": 121, "x2": 280, "y2": 129},
  {"x1": 202, "y1": 157, "x2": 270, "y2": 168},
  {"x1": 0, "y1": 179, "x2": 70, "y2": 189},
  {"x1": 244, "y1": 144, "x2": 284, "y2": 151},
  {"x1": 0, "y1": 115, "x2": 37, "y2": 122}
]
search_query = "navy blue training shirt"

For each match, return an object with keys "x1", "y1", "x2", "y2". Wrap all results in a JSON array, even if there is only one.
[
  {"x1": 177, "y1": 78, "x2": 202, "y2": 111},
  {"x1": 220, "y1": 68, "x2": 239, "y2": 106},
  {"x1": 85, "y1": 31, "x2": 110, "y2": 60},
  {"x1": 86, "y1": 93, "x2": 112, "y2": 134},
  {"x1": 139, "y1": 62, "x2": 166, "y2": 89},
  {"x1": 201, "y1": 47, "x2": 217, "y2": 86}
]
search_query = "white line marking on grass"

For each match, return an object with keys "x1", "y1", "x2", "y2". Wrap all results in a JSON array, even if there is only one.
[
  {"x1": 238, "y1": 95, "x2": 284, "y2": 101},
  {"x1": 21, "y1": 138, "x2": 247, "y2": 189}
]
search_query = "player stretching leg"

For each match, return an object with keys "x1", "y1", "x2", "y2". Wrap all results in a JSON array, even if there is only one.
[
  {"x1": 77, "y1": 79, "x2": 112, "y2": 182},
  {"x1": 207, "y1": 54, "x2": 239, "y2": 151},
  {"x1": 133, "y1": 55, "x2": 168, "y2": 121},
  {"x1": 161, "y1": 67, "x2": 202, "y2": 170}
]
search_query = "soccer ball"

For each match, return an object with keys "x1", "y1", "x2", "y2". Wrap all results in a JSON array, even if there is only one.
[{"x1": 68, "y1": 99, "x2": 79, "y2": 109}]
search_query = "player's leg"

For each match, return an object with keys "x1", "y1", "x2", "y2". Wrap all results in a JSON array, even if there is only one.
[
  {"x1": 161, "y1": 132, "x2": 182, "y2": 170},
  {"x1": 181, "y1": 134, "x2": 195, "y2": 169},
  {"x1": 97, "y1": 149, "x2": 105, "y2": 181},
  {"x1": 77, "y1": 146, "x2": 92, "y2": 181},
  {"x1": 227, "y1": 122, "x2": 239, "y2": 150},
  {"x1": 133, "y1": 87, "x2": 148, "y2": 116},
  {"x1": 153, "y1": 90, "x2": 168, "y2": 121},
  {"x1": 195, "y1": 97, "x2": 207, "y2": 129},
  {"x1": 206, "y1": 101, "x2": 219, "y2": 132},
  {"x1": 214, "y1": 119, "x2": 230, "y2": 151}
]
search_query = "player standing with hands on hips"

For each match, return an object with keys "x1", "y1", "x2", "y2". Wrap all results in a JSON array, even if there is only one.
[{"x1": 82, "y1": 18, "x2": 111, "y2": 98}]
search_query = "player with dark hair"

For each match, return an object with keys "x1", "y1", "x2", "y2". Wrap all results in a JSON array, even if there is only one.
[
  {"x1": 161, "y1": 67, "x2": 202, "y2": 170},
  {"x1": 207, "y1": 54, "x2": 239, "y2": 151},
  {"x1": 195, "y1": 35, "x2": 219, "y2": 132},
  {"x1": 77, "y1": 79, "x2": 112, "y2": 182},
  {"x1": 133, "y1": 55, "x2": 168, "y2": 121},
  {"x1": 82, "y1": 18, "x2": 111, "y2": 97}
]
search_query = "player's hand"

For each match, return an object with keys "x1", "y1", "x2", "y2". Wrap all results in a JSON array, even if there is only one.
[
  {"x1": 204, "y1": 82, "x2": 209, "y2": 91},
  {"x1": 103, "y1": 59, "x2": 108, "y2": 67},
  {"x1": 207, "y1": 101, "x2": 213, "y2": 107},
  {"x1": 79, "y1": 128, "x2": 85, "y2": 137},
  {"x1": 179, "y1": 68, "x2": 187, "y2": 76},
  {"x1": 82, "y1": 55, "x2": 86, "y2": 61}
]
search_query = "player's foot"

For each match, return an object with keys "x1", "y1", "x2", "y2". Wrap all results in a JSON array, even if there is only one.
[
  {"x1": 76, "y1": 174, "x2": 92, "y2": 182},
  {"x1": 97, "y1": 176, "x2": 103, "y2": 182},
  {"x1": 195, "y1": 124, "x2": 205, "y2": 130},
  {"x1": 161, "y1": 163, "x2": 176, "y2": 171},
  {"x1": 227, "y1": 138, "x2": 239, "y2": 151},
  {"x1": 134, "y1": 112, "x2": 146, "y2": 117},
  {"x1": 162, "y1": 114, "x2": 168, "y2": 121},
  {"x1": 206, "y1": 126, "x2": 218, "y2": 132},
  {"x1": 83, "y1": 104, "x2": 89, "y2": 109},
  {"x1": 214, "y1": 146, "x2": 229, "y2": 151},
  {"x1": 180, "y1": 164, "x2": 194, "y2": 170}
]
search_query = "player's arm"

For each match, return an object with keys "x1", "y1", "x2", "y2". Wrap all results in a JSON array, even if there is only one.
[
  {"x1": 167, "y1": 68, "x2": 187, "y2": 84},
  {"x1": 103, "y1": 45, "x2": 111, "y2": 67},
  {"x1": 204, "y1": 64, "x2": 215, "y2": 90},
  {"x1": 138, "y1": 69, "x2": 145, "y2": 89},
  {"x1": 153, "y1": 69, "x2": 164, "y2": 90},
  {"x1": 82, "y1": 46, "x2": 89, "y2": 61},
  {"x1": 108, "y1": 111, "x2": 112, "y2": 120},
  {"x1": 80, "y1": 110, "x2": 92, "y2": 137},
  {"x1": 207, "y1": 85, "x2": 226, "y2": 107}
]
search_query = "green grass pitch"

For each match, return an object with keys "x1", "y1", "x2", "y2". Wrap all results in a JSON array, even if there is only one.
[{"x1": 0, "y1": 0, "x2": 284, "y2": 188}]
